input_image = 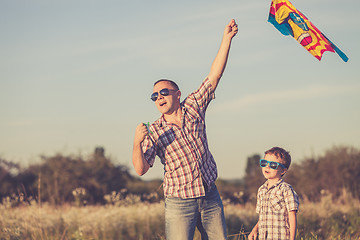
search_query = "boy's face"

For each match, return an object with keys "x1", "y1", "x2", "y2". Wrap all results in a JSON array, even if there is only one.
[{"x1": 262, "y1": 154, "x2": 287, "y2": 181}]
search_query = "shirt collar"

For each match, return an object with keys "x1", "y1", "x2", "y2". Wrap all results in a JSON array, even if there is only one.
[
  {"x1": 259, "y1": 178, "x2": 284, "y2": 191},
  {"x1": 155, "y1": 107, "x2": 186, "y2": 128},
  {"x1": 154, "y1": 116, "x2": 166, "y2": 128},
  {"x1": 263, "y1": 179, "x2": 284, "y2": 190}
]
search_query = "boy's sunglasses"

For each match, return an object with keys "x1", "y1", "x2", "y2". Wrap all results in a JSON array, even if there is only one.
[
  {"x1": 259, "y1": 159, "x2": 287, "y2": 170},
  {"x1": 151, "y1": 88, "x2": 177, "y2": 102}
]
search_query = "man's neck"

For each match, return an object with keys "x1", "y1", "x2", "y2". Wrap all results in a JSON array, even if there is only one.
[{"x1": 163, "y1": 108, "x2": 182, "y2": 128}]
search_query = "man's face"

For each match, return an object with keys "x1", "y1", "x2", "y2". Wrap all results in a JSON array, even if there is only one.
[{"x1": 152, "y1": 81, "x2": 181, "y2": 115}]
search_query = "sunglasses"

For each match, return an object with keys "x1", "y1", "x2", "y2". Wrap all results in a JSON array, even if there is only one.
[
  {"x1": 259, "y1": 159, "x2": 287, "y2": 170},
  {"x1": 151, "y1": 88, "x2": 177, "y2": 102}
]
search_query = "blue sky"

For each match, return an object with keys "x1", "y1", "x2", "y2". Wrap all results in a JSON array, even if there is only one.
[{"x1": 1, "y1": 0, "x2": 359, "y2": 179}]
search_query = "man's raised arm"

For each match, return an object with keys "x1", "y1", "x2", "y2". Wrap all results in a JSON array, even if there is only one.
[{"x1": 207, "y1": 19, "x2": 238, "y2": 92}]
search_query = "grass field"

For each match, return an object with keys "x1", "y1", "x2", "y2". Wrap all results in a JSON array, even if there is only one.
[{"x1": 1, "y1": 190, "x2": 359, "y2": 240}]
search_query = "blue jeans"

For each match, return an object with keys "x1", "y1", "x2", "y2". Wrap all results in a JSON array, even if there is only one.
[{"x1": 165, "y1": 185, "x2": 227, "y2": 240}]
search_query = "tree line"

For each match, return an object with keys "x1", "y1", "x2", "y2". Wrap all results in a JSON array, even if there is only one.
[{"x1": 0, "y1": 145, "x2": 359, "y2": 205}]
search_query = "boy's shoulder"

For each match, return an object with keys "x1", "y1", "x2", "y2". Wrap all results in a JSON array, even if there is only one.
[
  {"x1": 278, "y1": 181, "x2": 299, "y2": 199},
  {"x1": 279, "y1": 180, "x2": 294, "y2": 189},
  {"x1": 258, "y1": 180, "x2": 296, "y2": 193},
  {"x1": 278, "y1": 180, "x2": 296, "y2": 192},
  {"x1": 259, "y1": 180, "x2": 294, "y2": 189}
]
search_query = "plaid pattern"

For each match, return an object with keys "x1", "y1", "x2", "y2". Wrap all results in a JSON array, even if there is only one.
[
  {"x1": 142, "y1": 78, "x2": 217, "y2": 199},
  {"x1": 256, "y1": 179, "x2": 299, "y2": 240}
]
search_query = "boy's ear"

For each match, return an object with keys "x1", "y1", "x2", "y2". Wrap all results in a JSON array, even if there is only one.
[{"x1": 281, "y1": 168, "x2": 288, "y2": 177}]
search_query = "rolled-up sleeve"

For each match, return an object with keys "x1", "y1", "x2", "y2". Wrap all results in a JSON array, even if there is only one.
[
  {"x1": 185, "y1": 78, "x2": 215, "y2": 116},
  {"x1": 142, "y1": 135, "x2": 156, "y2": 167}
]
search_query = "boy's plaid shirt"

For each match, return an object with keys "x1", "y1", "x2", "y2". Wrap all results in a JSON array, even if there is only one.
[
  {"x1": 142, "y1": 79, "x2": 217, "y2": 199},
  {"x1": 256, "y1": 179, "x2": 299, "y2": 240}
]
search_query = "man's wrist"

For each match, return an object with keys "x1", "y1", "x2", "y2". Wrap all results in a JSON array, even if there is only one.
[{"x1": 133, "y1": 140, "x2": 143, "y2": 149}]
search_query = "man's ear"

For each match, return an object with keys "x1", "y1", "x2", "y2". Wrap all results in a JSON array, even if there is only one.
[
  {"x1": 176, "y1": 90, "x2": 181, "y2": 100},
  {"x1": 281, "y1": 168, "x2": 288, "y2": 177}
]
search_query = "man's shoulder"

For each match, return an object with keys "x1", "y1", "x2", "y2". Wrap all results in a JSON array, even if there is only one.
[{"x1": 183, "y1": 78, "x2": 213, "y2": 100}]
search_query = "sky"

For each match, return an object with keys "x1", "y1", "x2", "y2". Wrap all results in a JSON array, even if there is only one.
[{"x1": 1, "y1": 0, "x2": 359, "y2": 180}]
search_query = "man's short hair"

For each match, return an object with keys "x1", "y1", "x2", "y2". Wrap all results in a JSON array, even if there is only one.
[
  {"x1": 154, "y1": 79, "x2": 179, "y2": 90},
  {"x1": 265, "y1": 147, "x2": 291, "y2": 169}
]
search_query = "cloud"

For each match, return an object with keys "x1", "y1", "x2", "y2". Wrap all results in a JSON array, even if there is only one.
[{"x1": 211, "y1": 83, "x2": 360, "y2": 113}]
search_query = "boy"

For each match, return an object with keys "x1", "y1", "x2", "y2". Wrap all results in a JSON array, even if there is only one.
[{"x1": 248, "y1": 147, "x2": 299, "y2": 240}]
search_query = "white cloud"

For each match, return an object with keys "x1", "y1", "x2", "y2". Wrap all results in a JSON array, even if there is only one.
[{"x1": 211, "y1": 83, "x2": 360, "y2": 113}]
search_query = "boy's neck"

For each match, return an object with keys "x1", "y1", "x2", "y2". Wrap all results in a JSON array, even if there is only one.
[{"x1": 267, "y1": 178, "x2": 283, "y2": 188}]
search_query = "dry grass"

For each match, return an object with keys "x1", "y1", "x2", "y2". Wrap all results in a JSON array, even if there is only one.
[
  {"x1": 0, "y1": 201, "x2": 165, "y2": 240},
  {"x1": 1, "y1": 190, "x2": 359, "y2": 240}
]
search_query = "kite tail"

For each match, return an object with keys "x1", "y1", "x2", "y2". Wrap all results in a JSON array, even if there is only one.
[{"x1": 322, "y1": 34, "x2": 349, "y2": 62}]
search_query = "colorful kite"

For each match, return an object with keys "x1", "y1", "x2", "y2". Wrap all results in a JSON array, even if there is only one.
[{"x1": 268, "y1": 0, "x2": 348, "y2": 62}]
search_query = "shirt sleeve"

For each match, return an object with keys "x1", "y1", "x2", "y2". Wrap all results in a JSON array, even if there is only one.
[
  {"x1": 184, "y1": 78, "x2": 215, "y2": 117},
  {"x1": 142, "y1": 135, "x2": 156, "y2": 167},
  {"x1": 283, "y1": 185, "x2": 299, "y2": 212},
  {"x1": 255, "y1": 187, "x2": 262, "y2": 214}
]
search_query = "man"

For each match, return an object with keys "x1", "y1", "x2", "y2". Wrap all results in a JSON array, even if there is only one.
[{"x1": 132, "y1": 19, "x2": 238, "y2": 240}]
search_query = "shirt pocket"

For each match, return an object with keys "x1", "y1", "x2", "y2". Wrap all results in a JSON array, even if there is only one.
[
  {"x1": 158, "y1": 128, "x2": 176, "y2": 149},
  {"x1": 270, "y1": 195, "x2": 285, "y2": 212},
  {"x1": 188, "y1": 117, "x2": 205, "y2": 139}
]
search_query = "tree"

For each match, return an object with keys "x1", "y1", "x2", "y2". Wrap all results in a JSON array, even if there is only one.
[
  {"x1": 0, "y1": 158, "x2": 20, "y2": 201},
  {"x1": 243, "y1": 154, "x2": 264, "y2": 202},
  {"x1": 285, "y1": 146, "x2": 360, "y2": 201},
  {"x1": 23, "y1": 147, "x2": 134, "y2": 205},
  {"x1": 85, "y1": 147, "x2": 133, "y2": 203},
  {"x1": 318, "y1": 146, "x2": 360, "y2": 199}
]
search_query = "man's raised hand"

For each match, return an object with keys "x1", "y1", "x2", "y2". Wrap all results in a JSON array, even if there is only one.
[{"x1": 224, "y1": 19, "x2": 238, "y2": 39}]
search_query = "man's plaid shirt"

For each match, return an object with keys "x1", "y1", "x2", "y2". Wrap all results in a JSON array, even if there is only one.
[
  {"x1": 142, "y1": 78, "x2": 217, "y2": 199},
  {"x1": 256, "y1": 179, "x2": 299, "y2": 240}
]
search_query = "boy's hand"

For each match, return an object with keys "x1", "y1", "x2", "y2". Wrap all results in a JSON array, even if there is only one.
[
  {"x1": 248, "y1": 229, "x2": 257, "y2": 240},
  {"x1": 224, "y1": 19, "x2": 238, "y2": 40}
]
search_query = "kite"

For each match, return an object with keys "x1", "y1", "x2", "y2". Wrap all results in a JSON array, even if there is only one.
[{"x1": 268, "y1": 0, "x2": 348, "y2": 62}]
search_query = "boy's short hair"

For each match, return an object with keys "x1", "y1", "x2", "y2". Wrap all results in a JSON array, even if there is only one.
[
  {"x1": 265, "y1": 147, "x2": 291, "y2": 169},
  {"x1": 154, "y1": 79, "x2": 179, "y2": 90}
]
